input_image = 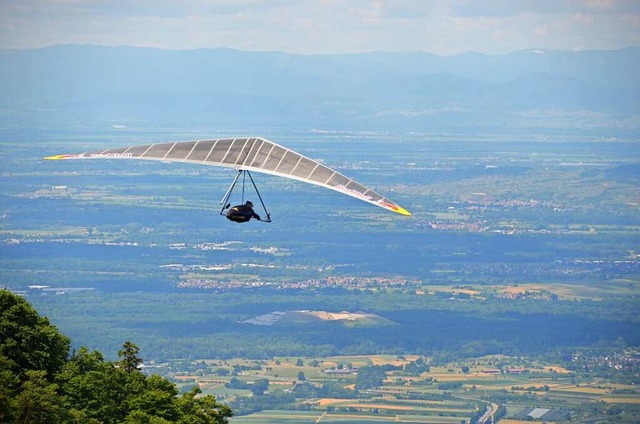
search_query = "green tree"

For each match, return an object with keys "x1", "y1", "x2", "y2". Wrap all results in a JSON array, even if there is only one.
[
  {"x1": 0, "y1": 290, "x2": 234, "y2": 424},
  {"x1": 356, "y1": 365, "x2": 387, "y2": 390},
  {"x1": 15, "y1": 370, "x2": 65, "y2": 424},
  {"x1": 128, "y1": 375, "x2": 180, "y2": 422},
  {"x1": 0, "y1": 290, "x2": 71, "y2": 422},
  {"x1": 177, "y1": 387, "x2": 233, "y2": 424},
  {"x1": 0, "y1": 289, "x2": 70, "y2": 382},
  {"x1": 58, "y1": 348, "x2": 127, "y2": 424},
  {"x1": 119, "y1": 340, "x2": 143, "y2": 373},
  {"x1": 251, "y1": 379, "x2": 269, "y2": 396},
  {"x1": 124, "y1": 410, "x2": 172, "y2": 424},
  {"x1": 0, "y1": 353, "x2": 19, "y2": 423}
]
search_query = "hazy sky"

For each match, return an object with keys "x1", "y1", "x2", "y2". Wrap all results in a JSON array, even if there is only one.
[{"x1": 1, "y1": 0, "x2": 639, "y2": 54}]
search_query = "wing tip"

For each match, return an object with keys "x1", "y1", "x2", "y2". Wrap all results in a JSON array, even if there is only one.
[
  {"x1": 393, "y1": 206, "x2": 412, "y2": 216},
  {"x1": 44, "y1": 154, "x2": 75, "y2": 160},
  {"x1": 379, "y1": 201, "x2": 411, "y2": 216}
]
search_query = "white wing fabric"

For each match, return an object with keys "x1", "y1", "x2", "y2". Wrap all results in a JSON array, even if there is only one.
[{"x1": 45, "y1": 137, "x2": 411, "y2": 216}]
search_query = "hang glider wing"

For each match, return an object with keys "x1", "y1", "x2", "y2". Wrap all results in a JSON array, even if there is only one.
[{"x1": 45, "y1": 137, "x2": 411, "y2": 216}]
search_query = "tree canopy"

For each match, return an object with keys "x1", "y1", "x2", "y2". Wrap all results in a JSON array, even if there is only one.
[
  {"x1": 0, "y1": 289, "x2": 70, "y2": 383},
  {"x1": 0, "y1": 289, "x2": 233, "y2": 423}
]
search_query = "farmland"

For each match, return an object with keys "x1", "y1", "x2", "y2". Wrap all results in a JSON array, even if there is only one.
[{"x1": 152, "y1": 353, "x2": 640, "y2": 423}]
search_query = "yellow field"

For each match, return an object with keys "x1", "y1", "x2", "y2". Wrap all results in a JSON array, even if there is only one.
[
  {"x1": 544, "y1": 365, "x2": 571, "y2": 374},
  {"x1": 559, "y1": 386, "x2": 610, "y2": 395},
  {"x1": 498, "y1": 283, "x2": 572, "y2": 298},
  {"x1": 370, "y1": 355, "x2": 420, "y2": 366},
  {"x1": 343, "y1": 402, "x2": 414, "y2": 411},
  {"x1": 601, "y1": 396, "x2": 640, "y2": 404},
  {"x1": 428, "y1": 370, "x2": 507, "y2": 382},
  {"x1": 320, "y1": 354, "x2": 420, "y2": 368},
  {"x1": 315, "y1": 398, "x2": 344, "y2": 406},
  {"x1": 494, "y1": 280, "x2": 640, "y2": 299}
]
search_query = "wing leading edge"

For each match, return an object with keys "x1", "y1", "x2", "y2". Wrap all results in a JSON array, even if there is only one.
[{"x1": 44, "y1": 137, "x2": 411, "y2": 216}]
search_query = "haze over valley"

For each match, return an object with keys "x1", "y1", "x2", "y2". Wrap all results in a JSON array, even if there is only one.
[{"x1": 1, "y1": 7, "x2": 639, "y2": 421}]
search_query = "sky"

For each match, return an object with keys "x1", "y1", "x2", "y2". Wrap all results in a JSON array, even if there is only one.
[{"x1": 1, "y1": 0, "x2": 639, "y2": 55}]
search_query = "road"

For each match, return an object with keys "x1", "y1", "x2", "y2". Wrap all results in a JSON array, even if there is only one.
[
  {"x1": 477, "y1": 401, "x2": 500, "y2": 424},
  {"x1": 454, "y1": 394, "x2": 499, "y2": 424}
]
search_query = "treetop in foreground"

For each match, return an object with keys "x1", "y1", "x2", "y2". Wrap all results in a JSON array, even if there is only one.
[{"x1": 0, "y1": 289, "x2": 233, "y2": 424}]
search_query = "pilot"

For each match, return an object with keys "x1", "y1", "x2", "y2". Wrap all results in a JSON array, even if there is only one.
[{"x1": 226, "y1": 200, "x2": 261, "y2": 223}]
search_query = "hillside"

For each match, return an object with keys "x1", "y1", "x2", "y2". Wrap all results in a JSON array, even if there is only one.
[{"x1": 243, "y1": 310, "x2": 397, "y2": 327}]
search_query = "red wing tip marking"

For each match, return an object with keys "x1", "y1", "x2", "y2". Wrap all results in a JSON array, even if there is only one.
[{"x1": 379, "y1": 201, "x2": 412, "y2": 216}]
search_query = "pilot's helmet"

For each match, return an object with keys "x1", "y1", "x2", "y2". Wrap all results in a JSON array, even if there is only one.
[{"x1": 246, "y1": 200, "x2": 254, "y2": 207}]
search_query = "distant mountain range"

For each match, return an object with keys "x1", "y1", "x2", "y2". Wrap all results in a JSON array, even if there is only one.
[{"x1": 0, "y1": 44, "x2": 638, "y2": 135}]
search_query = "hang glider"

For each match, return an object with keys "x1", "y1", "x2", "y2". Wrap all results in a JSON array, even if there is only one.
[{"x1": 44, "y1": 137, "x2": 411, "y2": 216}]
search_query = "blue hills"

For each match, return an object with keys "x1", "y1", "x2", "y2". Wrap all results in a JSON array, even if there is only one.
[{"x1": 0, "y1": 44, "x2": 638, "y2": 135}]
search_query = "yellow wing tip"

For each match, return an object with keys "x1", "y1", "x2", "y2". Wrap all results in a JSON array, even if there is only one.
[
  {"x1": 394, "y1": 206, "x2": 412, "y2": 216},
  {"x1": 44, "y1": 154, "x2": 81, "y2": 160},
  {"x1": 378, "y1": 201, "x2": 412, "y2": 216},
  {"x1": 44, "y1": 154, "x2": 66, "y2": 160}
]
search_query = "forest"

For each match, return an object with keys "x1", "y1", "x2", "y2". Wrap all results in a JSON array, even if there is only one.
[
  {"x1": 0, "y1": 289, "x2": 232, "y2": 424},
  {"x1": 18, "y1": 285, "x2": 639, "y2": 362}
]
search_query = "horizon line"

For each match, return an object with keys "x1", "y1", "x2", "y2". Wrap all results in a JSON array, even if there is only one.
[{"x1": 2, "y1": 43, "x2": 638, "y2": 57}]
